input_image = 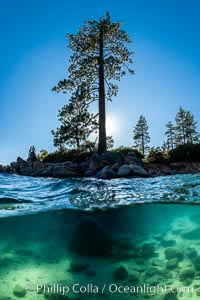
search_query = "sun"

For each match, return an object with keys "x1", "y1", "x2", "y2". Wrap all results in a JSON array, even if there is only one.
[{"x1": 106, "y1": 115, "x2": 119, "y2": 136}]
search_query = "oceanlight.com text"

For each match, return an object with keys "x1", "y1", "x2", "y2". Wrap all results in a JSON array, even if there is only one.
[{"x1": 36, "y1": 283, "x2": 194, "y2": 296}]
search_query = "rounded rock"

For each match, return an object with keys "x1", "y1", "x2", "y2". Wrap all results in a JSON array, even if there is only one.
[
  {"x1": 13, "y1": 285, "x2": 26, "y2": 297},
  {"x1": 69, "y1": 217, "x2": 111, "y2": 257},
  {"x1": 166, "y1": 258, "x2": 179, "y2": 269},
  {"x1": 179, "y1": 268, "x2": 195, "y2": 282},
  {"x1": 113, "y1": 266, "x2": 129, "y2": 280},
  {"x1": 164, "y1": 247, "x2": 183, "y2": 261}
]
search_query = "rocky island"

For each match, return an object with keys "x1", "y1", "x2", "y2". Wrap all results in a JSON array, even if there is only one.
[{"x1": 1, "y1": 146, "x2": 200, "y2": 179}]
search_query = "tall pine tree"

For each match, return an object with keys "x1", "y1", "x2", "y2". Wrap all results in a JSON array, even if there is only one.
[
  {"x1": 133, "y1": 115, "x2": 150, "y2": 155},
  {"x1": 175, "y1": 107, "x2": 187, "y2": 145},
  {"x1": 53, "y1": 13, "x2": 134, "y2": 153},
  {"x1": 165, "y1": 121, "x2": 176, "y2": 150},
  {"x1": 185, "y1": 110, "x2": 200, "y2": 143},
  {"x1": 175, "y1": 107, "x2": 199, "y2": 145}
]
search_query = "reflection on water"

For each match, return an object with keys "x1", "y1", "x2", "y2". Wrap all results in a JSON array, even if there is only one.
[{"x1": 0, "y1": 204, "x2": 200, "y2": 299}]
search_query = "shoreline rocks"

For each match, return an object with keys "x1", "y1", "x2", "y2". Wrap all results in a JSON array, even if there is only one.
[
  {"x1": 0, "y1": 165, "x2": 10, "y2": 174},
  {"x1": 1, "y1": 150, "x2": 200, "y2": 179},
  {"x1": 7, "y1": 150, "x2": 151, "y2": 179}
]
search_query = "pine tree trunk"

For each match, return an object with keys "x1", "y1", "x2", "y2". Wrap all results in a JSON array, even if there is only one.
[
  {"x1": 98, "y1": 24, "x2": 107, "y2": 153},
  {"x1": 181, "y1": 118, "x2": 186, "y2": 144},
  {"x1": 170, "y1": 133, "x2": 174, "y2": 150},
  {"x1": 142, "y1": 128, "x2": 144, "y2": 156},
  {"x1": 75, "y1": 126, "x2": 80, "y2": 148},
  {"x1": 76, "y1": 139, "x2": 80, "y2": 148}
]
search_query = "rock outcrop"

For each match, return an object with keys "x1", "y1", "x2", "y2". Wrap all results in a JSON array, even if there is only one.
[
  {"x1": 129, "y1": 164, "x2": 149, "y2": 177},
  {"x1": 9, "y1": 150, "x2": 150, "y2": 179},
  {"x1": 89, "y1": 153, "x2": 103, "y2": 171},
  {"x1": 148, "y1": 162, "x2": 200, "y2": 176},
  {"x1": 17, "y1": 157, "x2": 31, "y2": 176},
  {"x1": 0, "y1": 165, "x2": 10, "y2": 173},
  {"x1": 117, "y1": 165, "x2": 132, "y2": 177},
  {"x1": 98, "y1": 166, "x2": 116, "y2": 179},
  {"x1": 6, "y1": 150, "x2": 200, "y2": 179}
]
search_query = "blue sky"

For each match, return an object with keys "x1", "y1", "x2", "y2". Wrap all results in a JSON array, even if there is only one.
[{"x1": 1, "y1": 0, "x2": 200, "y2": 165}]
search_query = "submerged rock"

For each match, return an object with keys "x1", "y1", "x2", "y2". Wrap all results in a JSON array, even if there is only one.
[
  {"x1": 179, "y1": 268, "x2": 195, "y2": 282},
  {"x1": 194, "y1": 281, "x2": 200, "y2": 288},
  {"x1": 194, "y1": 256, "x2": 200, "y2": 271},
  {"x1": 166, "y1": 257, "x2": 179, "y2": 269},
  {"x1": 157, "y1": 269, "x2": 169, "y2": 276},
  {"x1": 135, "y1": 258, "x2": 145, "y2": 265},
  {"x1": 164, "y1": 247, "x2": 183, "y2": 261},
  {"x1": 154, "y1": 234, "x2": 163, "y2": 241},
  {"x1": 111, "y1": 247, "x2": 137, "y2": 262},
  {"x1": 86, "y1": 270, "x2": 96, "y2": 277},
  {"x1": 160, "y1": 239, "x2": 176, "y2": 247},
  {"x1": 140, "y1": 243, "x2": 155, "y2": 258},
  {"x1": 68, "y1": 261, "x2": 87, "y2": 273},
  {"x1": 196, "y1": 287, "x2": 200, "y2": 296},
  {"x1": 114, "y1": 237, "x2": 137, "y2": 251},
  {"x1": 13, "y1": 285, "x2": 26, "y2": 297},
  {"x1": 152, "y1": 259, "x2": 163, "y2": 267},
  {"x1": 145, "y1": 267, "x2": 158, "y2": 276},
  {"x1": 128, "y1": 272, "x2": 140, "y2": 283},
  {"x1": 186, "y1": 248, "x2": 198, "y2": 260},
  {"x1": 160, "y1": 290, "x2": 178, "y2": 300},
  {"x1": 181, "y1": 227, "x2": 200, "y2": 240},
  {"x1": 113, "y1": 266, "x2": 129, "y2": 280},
  {"x1": 69, "y1": 217, "x2": 112, "y2": 257}
]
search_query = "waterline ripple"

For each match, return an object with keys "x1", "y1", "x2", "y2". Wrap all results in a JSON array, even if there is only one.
[{"x1": 0, "y1": 173, "x2": 200, "y2": 217}]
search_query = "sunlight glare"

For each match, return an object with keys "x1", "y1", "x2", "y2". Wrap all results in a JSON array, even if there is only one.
[{"x1": 106, "y1": 115, "x2": 119, "y2": 136}]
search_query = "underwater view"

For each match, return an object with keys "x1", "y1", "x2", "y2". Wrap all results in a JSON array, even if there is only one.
[{"x1": 1, "y1": 173, "x2": 200, "y2": 299}]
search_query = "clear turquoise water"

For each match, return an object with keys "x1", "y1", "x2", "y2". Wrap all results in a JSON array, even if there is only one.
[{"x1": 0, "y1": 173, "x2": 200, "y2": 299}]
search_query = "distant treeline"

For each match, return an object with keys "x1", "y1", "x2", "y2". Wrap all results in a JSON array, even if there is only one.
[{"x1": 132, "y1": 106, "x2": 199, "y2": 156}]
